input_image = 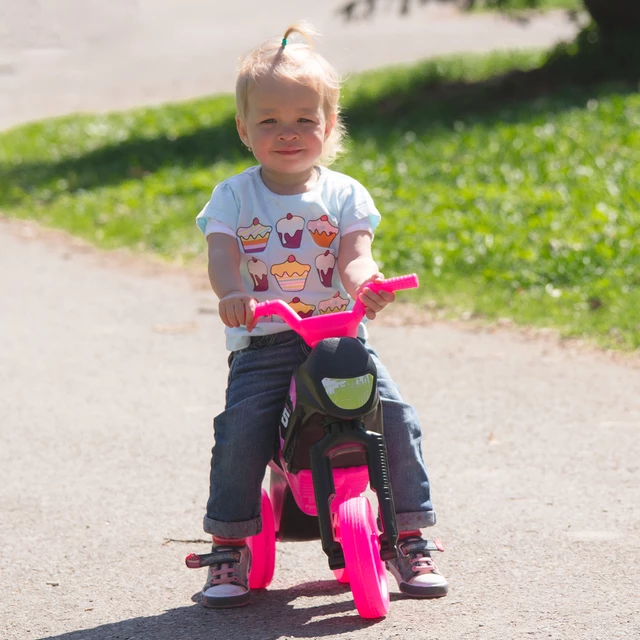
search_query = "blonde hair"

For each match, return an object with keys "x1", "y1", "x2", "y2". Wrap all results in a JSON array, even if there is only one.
[{"x1": 235, "y1": 22, "x2": 346, "y2": 166}]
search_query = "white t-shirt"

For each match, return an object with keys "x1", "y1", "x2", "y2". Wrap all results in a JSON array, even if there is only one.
[{"x1": 196, "y1": 165, "x2": 381, "y2": 351}]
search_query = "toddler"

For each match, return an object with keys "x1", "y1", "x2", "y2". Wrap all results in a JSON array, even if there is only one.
[{"x1": 195, "y1": 22, "x2": 448, "y2": 608}]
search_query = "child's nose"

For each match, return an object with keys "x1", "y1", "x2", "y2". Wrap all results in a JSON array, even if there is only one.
[{"x1": 278, "y1": 127, "x2": 299, "y2": 140}]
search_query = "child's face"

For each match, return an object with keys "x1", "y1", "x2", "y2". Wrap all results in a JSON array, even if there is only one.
[{"x1": 236, "y1": 75, "x2": 335, "y2": 178}]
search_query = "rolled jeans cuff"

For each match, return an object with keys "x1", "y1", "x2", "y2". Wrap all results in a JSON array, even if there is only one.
[
  {"x1": 396, "y1": 509, "x2": 436, "y2": 532},
  {"x1": 203, "y1": 514, "x2": 262, "y2": 539}
]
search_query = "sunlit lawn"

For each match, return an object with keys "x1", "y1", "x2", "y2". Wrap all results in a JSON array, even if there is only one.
[{"x1": 1, "y1": 47, "x2": 638, "y2": 349}]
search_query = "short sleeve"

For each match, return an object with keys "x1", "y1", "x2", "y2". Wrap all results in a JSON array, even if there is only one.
[
  {"x1": 196, "y1": 182, "x2": 240, "y2": 236},
  {"x1": 339, "y1": 181, "x2": 381, "y2": 237}
]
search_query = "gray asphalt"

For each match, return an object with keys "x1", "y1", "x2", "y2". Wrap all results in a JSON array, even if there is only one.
[
  {"x1": 2, "y1": 219, "x2": 639, "y2": 640},
  {"x1": 2, "y1": 3, "x2": 639, "y2": 639}
]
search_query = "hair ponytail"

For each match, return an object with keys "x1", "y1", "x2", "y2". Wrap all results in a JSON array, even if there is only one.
[{"x1": 281, "y1": 22, "x2": 317, "y2": 48}]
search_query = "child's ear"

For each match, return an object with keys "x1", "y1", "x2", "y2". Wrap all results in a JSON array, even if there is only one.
[
  {"x1": 324, "y1": 112, "x2": 337, "y2": 141},
  {"x1": 236, "y1": 115, "x2": 249, "y2": 147}
]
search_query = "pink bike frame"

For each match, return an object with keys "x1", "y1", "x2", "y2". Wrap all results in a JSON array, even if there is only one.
[{"x1": 253, "y1": 274, "x2": 419, "y2": 517}]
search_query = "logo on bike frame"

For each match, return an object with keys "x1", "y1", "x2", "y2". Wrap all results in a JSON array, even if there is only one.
[{"x1": 321, "y1": 374, "x2": 374, "y2": 410}]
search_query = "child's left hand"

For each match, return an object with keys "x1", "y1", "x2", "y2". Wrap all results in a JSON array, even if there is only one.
[{"x1": 357, "y1": 273, "x2": 396, "y2": 320}]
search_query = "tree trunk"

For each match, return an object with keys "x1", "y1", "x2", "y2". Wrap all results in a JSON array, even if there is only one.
[{"x1": 582, "y1": 0, "x2": 640, "y2": 32}]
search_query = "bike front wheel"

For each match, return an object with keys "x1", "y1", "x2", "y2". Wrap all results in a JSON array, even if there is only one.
[
  {"x1": 338, "y1": 496, "x2": 389, "y2": 619},
  {"x1": 247, "y1": 488, "x2": 276, "y2": 589},
  {"x1": 332, "y1": 567, "x2": 350, "y2": 583}
]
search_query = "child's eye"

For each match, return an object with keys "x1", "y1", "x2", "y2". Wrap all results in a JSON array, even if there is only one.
[
  {"x1": 260, "y1": 118, "x2": 276, "y2": 124},
  {"x1": 298, "y1": 118, "x2": 314, "y2": 123}
]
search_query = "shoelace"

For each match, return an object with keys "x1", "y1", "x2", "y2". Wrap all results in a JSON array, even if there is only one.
[
  {"x1": 408, "y1": 553, "x2": 437, "y2": 575},
  {"x1": 400, "y1": 538, "x2": 439, "y2": 575},
  {"x1": 207, "y1": 547, "x2": 241, "y2": 586},
  {"x1": 208, "y1": 563, "x2": 239, "y2": 585}
]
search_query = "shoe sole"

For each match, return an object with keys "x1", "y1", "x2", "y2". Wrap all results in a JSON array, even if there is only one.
[
  {"x1": 399, "y1": 583, "x2": 449, "y2": 599},
  {"x1": 202, "y1": 591, "x2": 251, "y2": 608}
]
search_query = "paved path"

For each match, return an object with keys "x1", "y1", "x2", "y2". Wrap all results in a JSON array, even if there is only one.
[
  {"x1": 1, "y1": 219, "x2": 639, "y2": 639},
  {"x1": 0, "y1": 0, "x2": 582, "y2": 130},
  {"x1": 3, "y1": 4, "x2": 639, "y2": 639}
]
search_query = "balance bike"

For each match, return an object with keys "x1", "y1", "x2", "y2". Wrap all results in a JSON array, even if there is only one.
[{"x1": 190, "y1": 274, "x2": 419, "y2": 619}]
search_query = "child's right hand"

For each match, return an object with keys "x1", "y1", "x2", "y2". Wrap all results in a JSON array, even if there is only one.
[{"x1": 218, "y1": 291, "x2": 257, "y2": 329}]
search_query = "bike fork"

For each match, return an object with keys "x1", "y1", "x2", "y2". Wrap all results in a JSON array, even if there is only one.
[{"x1": 309, "y1": 421, "x2": 399, "y2": 570}]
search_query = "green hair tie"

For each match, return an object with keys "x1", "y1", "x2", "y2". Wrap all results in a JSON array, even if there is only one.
[{"x1": 281, "y1": 37, "x2": 287, "y2": 47}]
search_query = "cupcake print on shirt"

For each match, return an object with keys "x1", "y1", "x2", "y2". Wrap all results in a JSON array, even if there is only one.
[
  {"x1": 237, "y1": 218, "x2": 272, "y2": 253},
  {"x1": 319, "y1": 292, "x2": 350, "y2": 314},
  {"x1": 247, "y1": 257, "x2": 268, "y2": 292},
  {"x1": 289, "y1": 297, "x2": 316, "y2": 318},
  {"x1": 276, "y1": 213, "x2": 304, "y2": 249},
  {"x1": 315, "y1": 250, "x2": 336, "y2": 288},
  {"x1": 270, "y1": 255, "x2": 311, "y2": 292},
  {"x1": 307, "y1": 215, "x2": 338, "y2": 248}
]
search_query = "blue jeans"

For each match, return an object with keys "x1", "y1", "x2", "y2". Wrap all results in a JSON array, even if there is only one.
[{"x1": 204, "y1": 331, "x2": 437, "y2": 538}]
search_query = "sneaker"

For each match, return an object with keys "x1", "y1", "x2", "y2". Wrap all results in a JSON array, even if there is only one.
[
  {"x1": 386, "y1": 537, "x2": 448, "y2": 598},
  {"x1": 186, "y1": 544, "x2": 251, "y2": 608}
]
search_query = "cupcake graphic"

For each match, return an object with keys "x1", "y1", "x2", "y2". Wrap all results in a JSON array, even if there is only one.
[
  {"x1": 237, "y1": 218, "x2": 272, "y2": 253},
  {"x1": 288, "y1": 297, "x2": 316, "y2": 318},
  {"x1": 315, "y1": 250, "x2": 336, "y2": 288},
  {"x1": 307, "y1": 215, "x2": 338, "y2": 248},
  {"x1": 318, "y1": 292, "x2": 350, "y2": 314},
  {"x1": 276, "y1": 213, "x2": 305, "y2": 249},
  {"x1": 247, "y1": 257, "x2": 268, "y2": 292},
  {"x1": 270, "y1": 255, "x2": 311, "y2": 292}
]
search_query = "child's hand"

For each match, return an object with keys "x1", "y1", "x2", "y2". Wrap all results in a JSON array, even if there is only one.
[
  {"x1": 357, "y1": 273, "x2": 396, "y2": 321},
  {"x1": 218, "y1": 291, "x2": 257, "y2": 329}
]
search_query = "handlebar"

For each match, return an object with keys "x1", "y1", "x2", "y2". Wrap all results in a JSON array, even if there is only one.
[{"x1": 247, "y1": 274, "x2": 419, "y2": 347}]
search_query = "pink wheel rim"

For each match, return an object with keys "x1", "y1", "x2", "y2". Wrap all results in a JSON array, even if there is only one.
[
  {"x1": 338, "y1": 497, "x2": 389, "y2": 619},
  {"x1": 247, "y1": 489, "x2": 276, "y2": 589}
]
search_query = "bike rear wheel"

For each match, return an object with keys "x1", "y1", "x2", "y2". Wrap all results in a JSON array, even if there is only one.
[
  {"x1": 338, "y1": 496, "x2": 389, "y2": 618},
  {"x1": 247, "y1": 488, "x2": 276, "y2": 589}
]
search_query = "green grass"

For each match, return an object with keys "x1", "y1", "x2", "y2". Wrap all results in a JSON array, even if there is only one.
[{"x1": 1, "y1": 46, "x2": 639, "y2": 350}]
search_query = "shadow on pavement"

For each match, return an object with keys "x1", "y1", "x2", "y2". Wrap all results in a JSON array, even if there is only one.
[{"x1": 39, "y1": 581, "x2": 387, "y2": 640}]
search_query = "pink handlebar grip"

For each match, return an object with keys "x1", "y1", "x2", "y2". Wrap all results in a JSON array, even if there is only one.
[
  {"x1": 248, "y1": 273, "x2": 419, "y2": 346},
  {"x1": 367, "y1": 273, "x2": 419, "y2": 294},
  {"x1": 351, "y1": 274, "x2": 419, "y2": 316}
]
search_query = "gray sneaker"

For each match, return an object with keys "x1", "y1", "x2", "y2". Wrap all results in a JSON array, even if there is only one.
[
  {"x1": 186, "y1": 544, "x2": 252, "y2": 608},
  {"x1": 386, "y1": 537, "x2": 448, "y2": 598}
]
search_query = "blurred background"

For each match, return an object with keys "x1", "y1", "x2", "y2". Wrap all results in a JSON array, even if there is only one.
[
  {"x1": 1, "y1": 0, "x2": 639, "y2": 350},
  {"x1": 0, "y1": 0, "x2": 582, "y2": 129}
]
